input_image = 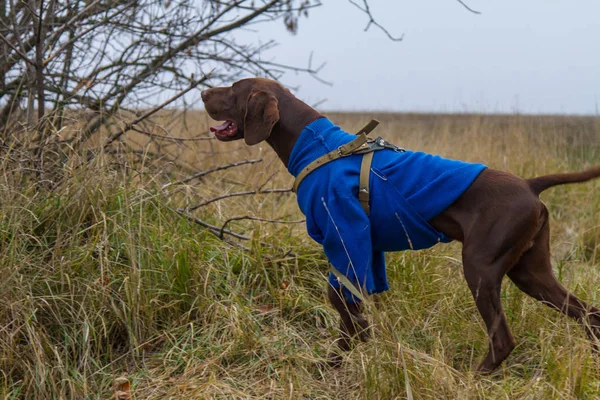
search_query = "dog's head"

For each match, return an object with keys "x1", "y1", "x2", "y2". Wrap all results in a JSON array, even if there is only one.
[{"x1": 201, "y1": 78, "x2": 282, "y2": 146}]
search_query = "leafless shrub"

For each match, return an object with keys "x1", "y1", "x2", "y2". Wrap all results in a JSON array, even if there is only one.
[{"x1": 0, "y1": 0, "x2": 324, "y2": 176}]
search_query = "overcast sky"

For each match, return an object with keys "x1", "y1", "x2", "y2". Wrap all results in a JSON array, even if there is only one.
[{"x1": 232, "y1": 0, "x2": 600, "y2": 115}]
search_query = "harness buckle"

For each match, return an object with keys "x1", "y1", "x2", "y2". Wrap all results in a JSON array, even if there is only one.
[{"x1": 372, "y1": 136, "x2": 405, "y2": 153}]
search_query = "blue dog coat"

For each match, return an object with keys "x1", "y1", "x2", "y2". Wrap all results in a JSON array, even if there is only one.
[{"x1": 288, "y1": 118, "x2": 487, "y2": 303}]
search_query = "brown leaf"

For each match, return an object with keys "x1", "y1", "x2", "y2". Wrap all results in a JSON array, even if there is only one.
[
  {"x1": 257, "y1": 304, "x2": 273, "y2": 313},
  {"x1": 113, "y1": 376, "x2": 131, "y2": 399}
]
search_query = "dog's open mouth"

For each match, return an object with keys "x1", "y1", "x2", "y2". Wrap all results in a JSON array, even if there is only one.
[{"x1": 210, "y1": 120, "x2": 238, "y2": 139}]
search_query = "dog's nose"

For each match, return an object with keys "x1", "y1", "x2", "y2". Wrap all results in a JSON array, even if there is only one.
[{"x1": 201, "y1": 90, "x2": 207, "y2": 101}]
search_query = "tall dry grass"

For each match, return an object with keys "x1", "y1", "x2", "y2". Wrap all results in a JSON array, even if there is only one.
[{"x1": 0, "y1": 111, "x2": 599, "y2": 399}]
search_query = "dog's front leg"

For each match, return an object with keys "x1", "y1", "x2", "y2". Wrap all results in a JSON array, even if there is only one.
[{"x1": 326, "y1": 285, "x2": 370, "y2": 366}]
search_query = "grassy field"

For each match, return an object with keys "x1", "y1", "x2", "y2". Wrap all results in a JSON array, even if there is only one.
[{"x1": 1, "y1": 111, "x2": 599, "y2": 399}]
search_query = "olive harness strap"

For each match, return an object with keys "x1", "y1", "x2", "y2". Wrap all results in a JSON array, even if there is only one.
[{"x1": 291, "y1": 120, "x2": 406, "y2": 301}]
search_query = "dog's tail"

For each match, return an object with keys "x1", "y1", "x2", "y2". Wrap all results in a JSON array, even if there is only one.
[{"x1": 527, "y1": 165, "x2": 600, "y2": 195}]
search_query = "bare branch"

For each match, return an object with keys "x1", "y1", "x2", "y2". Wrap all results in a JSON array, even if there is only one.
[
  {"x1": 186, "y1": 188, "x2": 293, "y2": 212},
  {"x1": 219, "y1": 215, "x2": 305, "y2": 240},
  {"x1": 0, "y1": 31, "x2": 36, "y2": 66},
  {"x1": 162, "y1": 159, "x2": 264, "y2": 189},
  {"x1": 456, "y1": 0, "x2": 481, "y2": 14},
  {"x1": 171, "y1": 207, "x2": 251, "y2": 241},
  {"x1": 348, "y1": 0, "x2": 404, "y2": 41},
  {"x1": 170, "y1": 208, "x2": 300, "y2": 256},
  {"x1": 130, "y1": 126, "x2": 215, "y2": 143}
]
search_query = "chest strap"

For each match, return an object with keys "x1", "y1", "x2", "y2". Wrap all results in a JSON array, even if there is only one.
[
  {"x1": 292, "y1": 119, "x2": 380, "y2": 196},
  {"x1": 292, "y1": 133, "x2": 370, "y2": 193},
  {"x1": 292, "y1": 119, "x2": 405, "y2": 217},
  {"x1": 359, "y1": 151, "x2": 375, "y2": 216}
]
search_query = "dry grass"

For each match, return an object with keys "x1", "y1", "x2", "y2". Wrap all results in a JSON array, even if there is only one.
[{"x1": 0, "y1": 111, "x2": 599, "y2": 399}]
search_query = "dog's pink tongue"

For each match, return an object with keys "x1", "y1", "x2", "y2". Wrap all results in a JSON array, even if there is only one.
[{"x1": 210, "y1": 121, "x2": 232, "y2": 133}]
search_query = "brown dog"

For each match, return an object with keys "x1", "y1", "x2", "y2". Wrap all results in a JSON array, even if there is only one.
[{"x1": 201, "y1": 77, "x2": 600, "y2": 373}]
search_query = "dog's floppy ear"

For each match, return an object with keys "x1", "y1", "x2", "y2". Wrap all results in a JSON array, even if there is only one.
[{"x1": 243, "y1": 90, "x2": 279, "y2": 145}]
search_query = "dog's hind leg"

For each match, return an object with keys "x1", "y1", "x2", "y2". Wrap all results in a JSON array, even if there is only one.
[
  {"x1": 459, "y1": 196, "x2": 542, "y2": 373},
  {"x1": 507, "y1": 207, "x2": 600, "y2": 348},
  {"x1": 462, "y1": 249, "x2": 517, "y2": 373}
]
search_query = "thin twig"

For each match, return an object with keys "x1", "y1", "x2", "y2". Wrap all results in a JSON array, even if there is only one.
[
  {"x1": 131, "y1": 126, "x2": 215, "y2": 143},
  {"x1": 169, "y1": 208, "x2": 297, "y2": 256},
  {"x1": 347, "y1": 0, "x2": 404, "y2": 41},
  {"x1": 161, "y1": 159, "x2": 263, "y2": 189},
  {"x1": 171, "y1": 207, "x2": 251, "y2": 241},
  {"x1": 185, "y1": 188, "x2": 292, "y2": 212},
  {"x1": 219, "y1": 215, "x2": 305, "y2": 239},
  {"x1": 455, "y1": 0, "x2": 482, "y2": 14},
  {"x1": 0, "y1": 32, "x2": 36, "y2": 66},
  {"x1": 258, "y1": 170, "x2": 279, "y2": 191}
]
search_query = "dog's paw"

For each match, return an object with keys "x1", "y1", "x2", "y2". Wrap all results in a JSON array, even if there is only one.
[{"x1": 354, "y1": 314, "x2": 371, "y2": 343}]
